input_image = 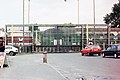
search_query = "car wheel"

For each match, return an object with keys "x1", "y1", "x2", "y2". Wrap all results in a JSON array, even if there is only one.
[
  {"x1": 82, "y1": 53, "x2": 84, "y2": 56},
  {"x1": 3, "y1": 64, "x2": 8, "y2": 67},
  {"x1": 102, "y1": 53, "x2": 105, "y2": 58},
  {"x1": 9, "y1": 51, "x2": 14, "y2": 56},
  {"x1": 13, "y1": 53, "x2": 16, "y2": 56},
  {"x1": 98, "y1": 53, "x2": 101, "y2": 56},
  {"x1": 114, "y1": 54, "x2": 118, "y2": 58}
]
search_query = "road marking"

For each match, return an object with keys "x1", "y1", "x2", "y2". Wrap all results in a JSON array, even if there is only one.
[{"x1": 47, "y1": 64, "x2": 70, "y2": 80}]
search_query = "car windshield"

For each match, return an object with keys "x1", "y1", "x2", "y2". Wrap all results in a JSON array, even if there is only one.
[
  {"x1": 85, "y1": 46, "x2": 89, "y2": 49},
  {"x1": 85, "y1": 45, "x2": 92, "y2": 49},
  {"x1": 91, "y1": 45, "x2": 100, "y2": 48},
  {"x1": 5, "y1": 47, "x2": 12, "y2": 49},
  {"x1": 111, "y1": 45, "x2": 117, "y2": 50},
  {"x1": 107, "y1": 45, "x2": 120, "y2": 50},
  {"x1": 118, "y1": 45, "x2": 120, "y2": 50},
  {"x1": 107, "y1": 47, "x2": 111, "y2": 50}
]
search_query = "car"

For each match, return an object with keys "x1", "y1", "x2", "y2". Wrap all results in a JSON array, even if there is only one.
[
  {"x1": 102, "y1": 44, "x2": 120, "y2": 58},
  {"x1": 81, "y1": 45, "x2": 102, "y2": 56},
  {"x1": 5, "y1": 45, "x2": 18, "y2": 56}
]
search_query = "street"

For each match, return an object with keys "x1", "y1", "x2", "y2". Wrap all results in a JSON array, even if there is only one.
[{"x1": 0, "y1": 53, "x2": 120, "y2": 80}]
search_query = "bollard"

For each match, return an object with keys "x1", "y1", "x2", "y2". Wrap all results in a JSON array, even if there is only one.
[{"x1": 43, "y1": 51, "x2": 47, "y2": 63}]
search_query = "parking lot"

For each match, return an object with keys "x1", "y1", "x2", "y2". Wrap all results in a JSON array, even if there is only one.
[{"x1": 0, "y1": 53, "x2": 120, "y2": 80}]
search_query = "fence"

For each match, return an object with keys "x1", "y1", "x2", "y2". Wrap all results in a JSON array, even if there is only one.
[{"x1": 5, "y1": 24, "x2": 120, "y2": 53}]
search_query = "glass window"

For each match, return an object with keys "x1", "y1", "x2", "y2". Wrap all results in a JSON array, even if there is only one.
[
  {"x1": 111, "y1": 45, "x2": 117, "y2": 50},
  {"x1": 117, "y1": 45, "x2": 120, "y2": 50},
  {"x1": 5, "y1": 47, "x2": 12, "y2": 49},
  {"x1": 92, "y1": 45, "x2": 100, "y2": 48},
  {"x1": 107, "y1": 47, "x2": 111, "y2": 50}
]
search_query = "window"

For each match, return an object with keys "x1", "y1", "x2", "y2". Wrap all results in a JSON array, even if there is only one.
[
  {"x1": 5, "y1": 47, "x2": 12, "y2": 49},
  {"x1": 117, "y1": 45, "x2": 120, "y2": 50},
  {"x1": 107, "y1": 47, "x2": 111, "y2": 50},
  {"x1": 111, "y1": 45, "x2": 117, "y2": 50}
]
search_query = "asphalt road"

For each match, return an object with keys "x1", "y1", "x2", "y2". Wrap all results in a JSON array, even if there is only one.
[{"x1": 0, "y1": 53, "x2": 120, "y2": 80}]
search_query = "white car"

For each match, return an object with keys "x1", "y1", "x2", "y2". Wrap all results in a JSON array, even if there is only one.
[{"x1": 5, "y1": 45, "x2": 18, "y2": 56}]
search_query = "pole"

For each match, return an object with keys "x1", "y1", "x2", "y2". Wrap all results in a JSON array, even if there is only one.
[
  {"x1": 93, "y1": 0, "x2": 96, "y2": 44},
  {"x1": 81, "y1": 25, "x2": 84, "y2": 49},
  {"x1": 78, "y1": 0, "x2": 79, "y2": 24},
  {"x1": 43, "y1": 51, "x2": 47, "y2": 63},
  {"x1": 5, "y1": 26, "x2": 7, "y2": 45},
  {"x1": 78, "y1": 0, "x2": 81, "y2": 51},
  {"x1": 28, "y1": 0, "x2": 30, "y2": 47},
  {"x1": 57, "y1": 26, "x2": 59, "y2": 52},
  {"x1": 12, "y1": 25, "x2": 14, "y2": 46},
  {"x1": 35, "y1": 30, "x2": 37, "y2": 52},
  {"x1": 28, "y1": 0, "x2": 30, "y2": 24},
  {"x1": 86, "y1": 24, "x2": 88, "y2": 44},
  {"x1": 23, "y1": 0, "x2": 25, "y2": 52},
  {"x1": 32, "y1": 25, "x2": 34, "y2": 52},
  {"x1": 108, "y1": 26, "x2": 110, "y2": 45}
]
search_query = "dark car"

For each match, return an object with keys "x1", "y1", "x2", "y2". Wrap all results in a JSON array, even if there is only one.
[{"x1": 102, "y1": 44, "x2": 120, "y2": 58}]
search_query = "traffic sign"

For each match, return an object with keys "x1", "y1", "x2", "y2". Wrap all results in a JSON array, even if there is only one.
[{"x1": 112, "y1": 32, "x2": 118, "y2": 36}]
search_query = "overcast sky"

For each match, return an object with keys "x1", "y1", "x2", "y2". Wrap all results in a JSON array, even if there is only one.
[{"x1": 0, "y1": 0, "x2": 119, "y2": 27}]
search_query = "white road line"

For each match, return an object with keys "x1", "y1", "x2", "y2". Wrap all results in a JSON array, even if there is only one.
[{"x1": 47, "y1": 64, "x2": 69, "y2": 80}]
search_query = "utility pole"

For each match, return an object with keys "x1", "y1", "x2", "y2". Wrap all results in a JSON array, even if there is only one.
[
  {"x1": 23, "y1": 0, "x2": 25, "y2": 52},
  {"x1": 28, "y1": 0, "x2": 30, "y2": 24},
  {"x1": 78, "y1": 0, "x2": 79, "y2": 24},
  {"x1": 28, "y1": 0, "x2": 30, "y2": 48},
  {"x1": 93, "y1": 0, "x2": 96, "y2": 44}
]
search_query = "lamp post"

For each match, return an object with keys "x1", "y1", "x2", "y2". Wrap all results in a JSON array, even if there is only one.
[
  {"x1": 23, "y1": 0, "x2": 25, "y2": 52},
  {"x1": 93, "y1": 0, "x2": 96, "y2": 44},
  {"x1": 28, "y1": 0, "x2": 30, "y2": 47},
  {"x1": 28, "y1": 0, "x2": 30, "y2": 24},
  {"x1": 23, "y1": 0, "x2": 31, "y2": 52},
  {"x1": 78, "y1": 0, "x2": 79, "y2": 24}
]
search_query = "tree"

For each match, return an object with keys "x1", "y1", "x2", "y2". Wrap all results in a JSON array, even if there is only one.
[{"x1": 104, "y1": 1, "x2": 120, "y2": 28}]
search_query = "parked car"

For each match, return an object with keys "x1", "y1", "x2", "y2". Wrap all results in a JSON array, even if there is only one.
[
  {"x1": 102, "y1": 44, "x2": 120, "y2": 58},
  {"x1": 5, "y1": 45, "x2": 18, "y2": 56},
  {"x1": 81, "y1": 45, "x2": 102, "y2": 56}
]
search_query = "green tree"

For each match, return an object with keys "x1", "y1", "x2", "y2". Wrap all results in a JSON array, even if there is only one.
[{"x1": 104, "y1": 1, "x2": 120, "y2": 28}]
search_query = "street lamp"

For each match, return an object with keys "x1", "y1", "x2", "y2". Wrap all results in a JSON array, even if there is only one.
[
  {"x1": 28, "y1": 0, "x2": 30, "y2": 24},
  {"x1": 28, "y1": 0, "x2": 31, "y2": 46},
  {"x1": 93, "y1": 0, "x2": 96, "y2": 44},
  {"x1": 78, "y1": 0, "x2": 80, "y2": 24},
  {"x1": 23, "y1": 0, "x2": 25, "y2": 52}
]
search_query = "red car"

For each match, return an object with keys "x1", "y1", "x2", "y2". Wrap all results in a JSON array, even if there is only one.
[{"x1": 81, "y1": 45, "x2": 102, "y2": 56}]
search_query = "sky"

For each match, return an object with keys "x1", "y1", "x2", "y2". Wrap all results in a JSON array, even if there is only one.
[{"x1": 0, "y1": 0, "x2": 119, "y2": 28}]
